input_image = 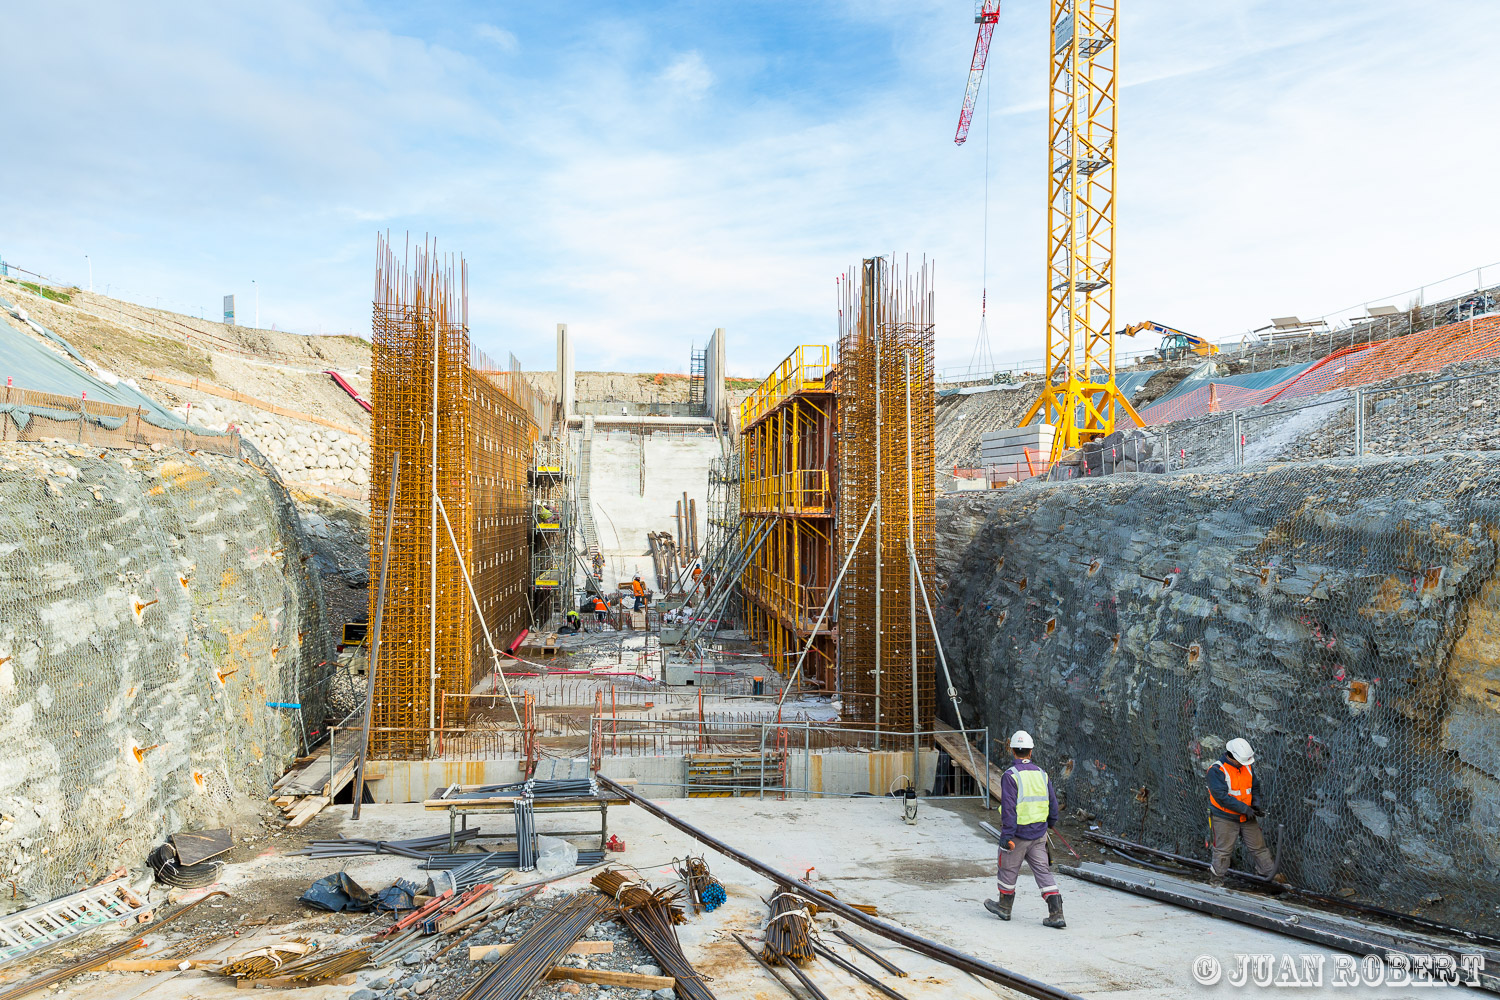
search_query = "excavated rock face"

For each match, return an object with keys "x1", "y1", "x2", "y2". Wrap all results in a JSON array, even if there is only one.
[
  {"x1": 936, "y1": 457, "x2": 1500, "y2": 932},
  {"x1": 0, "y1": 441, "x2": 335, "y2": 906}
]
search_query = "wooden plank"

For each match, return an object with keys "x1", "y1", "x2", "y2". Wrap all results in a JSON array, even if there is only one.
[
  {"x1": 545, "y1": 968, "x2": 673, "y2": 990},
  {"x1": 933, "y1": 721, "x2": 1004, "y2": 803},
  {"x1": 235, "y1": 974, "x2": 356, "y2": 989},
  {"x1": 430, "y1": 885, "x2": 497, "y2": 934},
  {"x1": 468, "y1": 941, "x2": 613, "y2": 960},
  {"x1": 285, "y1": 795, "x2": 330, "y2": 828},
  {"x1": 100, "y1": 959, "x2": 222, "y2": 972}
]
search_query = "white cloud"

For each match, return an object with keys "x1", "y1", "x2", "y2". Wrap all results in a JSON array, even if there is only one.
[
  {"x1": 658, "y1": 51, "x2": 713, "y2": 98},
  {"x1": 475, "y1": 23, "x2": 519, "y2": 54},
  {"x1": 2, "y1": 1, "x2": 1498, "y2": 378}
]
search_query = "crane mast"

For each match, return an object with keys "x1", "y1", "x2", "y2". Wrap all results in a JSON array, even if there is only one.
[{"x1": 1021, "y1": 0, "x2": 1142, "y2": 460}]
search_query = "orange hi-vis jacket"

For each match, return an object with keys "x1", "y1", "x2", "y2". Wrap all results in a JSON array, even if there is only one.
[
  {"x1": 593, "y1": 597, "x2": 607, "y2": 613},
  {"x1": 631, "y1": 579, "x2": 644, "y2": 596},
  {"x1": 1208, "y1": 759, "x2": 1254, "y2": 822}
]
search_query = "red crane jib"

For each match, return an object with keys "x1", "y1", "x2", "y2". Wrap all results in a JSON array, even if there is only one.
[{"x1": 955, "y1": 2, "x2": 1003, "y2": 146}]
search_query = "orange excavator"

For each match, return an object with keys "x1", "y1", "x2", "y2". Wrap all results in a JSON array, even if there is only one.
[{"x1": 1120, "y1": 321, "x2": 1220, "y2": 362}]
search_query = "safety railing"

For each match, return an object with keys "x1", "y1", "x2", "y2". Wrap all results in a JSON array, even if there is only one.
[
  {"x1": 738, "y1": 345, "x2": 832, "y2": 429},
  {"x1": 741, "y1": 468, "x2": 831, "y2": 515},
  {"x1": 587, "y1": 718, "x2": 994, "y2": 800},
  {"x1": 740, "y1": 570, "x2": 832, "y2": 633}
]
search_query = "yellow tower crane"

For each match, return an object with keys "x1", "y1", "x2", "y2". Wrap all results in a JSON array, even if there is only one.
[{"x1": 1018, "y1": 0, "x2": 1142, "y2": 461}]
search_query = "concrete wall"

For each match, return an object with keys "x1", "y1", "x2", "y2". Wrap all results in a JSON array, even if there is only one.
[
  {"x1": 935, "y1": 457, "x2": 1500, "y2": 931},
  {"x1": 367, "y1": 751, "x2": 943, "y2": 803},
  {"x1": 587, "y1": 432, "x2": 722, "y2": 591},
  {"x1": 0, "y1": 440, "x2": 333, "y2": 907}
]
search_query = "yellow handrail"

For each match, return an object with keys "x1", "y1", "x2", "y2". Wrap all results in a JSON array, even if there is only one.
[{"x1": 737, "y1": 345, "x2": 831, "y2": 431}]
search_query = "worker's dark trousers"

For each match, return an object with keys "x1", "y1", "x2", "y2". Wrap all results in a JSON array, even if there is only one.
[{"x1": 1210, "y1": 815, "x2": 1277, "y2": 877}]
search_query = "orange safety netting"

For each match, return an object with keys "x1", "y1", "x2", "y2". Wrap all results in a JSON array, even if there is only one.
[
  {"x1": 1270, "y1": 314, "x2": 1500, "y2": 402},
  {"x1": 1139, "y1": 315, "x2": 1500, "y2": 425}
]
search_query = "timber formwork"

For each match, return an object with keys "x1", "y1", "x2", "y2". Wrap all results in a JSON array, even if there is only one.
[
  {"x1": 737, "y1": 346, "x2": 838, "y2": 688},
  {"x1": 835, "y1": 257, "x2": 936, "y2": 736},
  {"x1": 369, "y1": 236, "x2": 539, "y2": 758}
]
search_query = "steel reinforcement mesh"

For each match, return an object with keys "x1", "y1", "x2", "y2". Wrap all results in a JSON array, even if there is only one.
[
  {"x1": 368, "y1": 236, "x2": 538, "y2": 758},
  {"x1": 836, "y1": 257, "x2": 936, "y2": 735},
  {"x1": 0, "y1": 439, "x2": 334, "y2": 902},
  {"x1": 939, "y1": 457, "x2": 1500, "y2": 933}
]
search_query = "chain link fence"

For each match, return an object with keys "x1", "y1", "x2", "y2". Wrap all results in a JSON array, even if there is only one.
[{"x1": 1040, "y1": 365, "x2": 1500, "y2": 477}]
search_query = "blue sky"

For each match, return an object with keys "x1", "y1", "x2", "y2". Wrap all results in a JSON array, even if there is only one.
[{"x1": 2, "y1": 0, "x2": 1497, "y2": 377}]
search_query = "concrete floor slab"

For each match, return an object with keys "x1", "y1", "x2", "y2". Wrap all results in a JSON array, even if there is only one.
[{"x1": 33, "y1": 797, "x2": 1432, "y2": 1000}]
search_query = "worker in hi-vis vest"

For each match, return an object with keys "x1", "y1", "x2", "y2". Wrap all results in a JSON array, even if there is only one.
[
  {"x1": 1206, "y1": 737, "x2": 1288, "y2": 889},
  {"x1": 986, "y1": 730, "x2": 1065, "y2": 928}
]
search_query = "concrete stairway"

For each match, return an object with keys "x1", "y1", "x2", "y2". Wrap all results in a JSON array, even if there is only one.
[{"x1": 577, "y1": 433, "x2": 601, "y2": 565}]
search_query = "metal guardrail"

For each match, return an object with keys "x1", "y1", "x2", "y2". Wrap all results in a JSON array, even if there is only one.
[{"x1": 589, "y1": 716, "x2": 994, "y2": 799}]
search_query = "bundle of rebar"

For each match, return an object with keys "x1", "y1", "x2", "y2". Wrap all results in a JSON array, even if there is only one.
[
  {"x1": 515, "y1": 800, "x2": 536, "y2": 871},
  {"x1": 218, "y1": 942, "x2": 318, "y2": 979},
  {"x1": 293, "y1": 830, "x2": 482, "y2": 859},
  {"x1": 590, "y1": 870, "x2": 714, "y2": 1000},
  {"x1": 458, "y1": 894, "x2": 612, "y2": 1000},
  {"x1": 673, "y1": 856, "x2": 726, "y2": 913},
  {"x1": 762, "y1": 891, "x2": 813, "y2": 964},
  {"x1": 278, "y1": 946, "x2": 372, "y2": 983},
  {"x1": 589, "y1": 869, "x2": 685, "y2": 923}
]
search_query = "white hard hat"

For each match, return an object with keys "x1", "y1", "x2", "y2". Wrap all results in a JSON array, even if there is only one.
[
  {"x1": 1226, "y1": 738, "x2": 1255, "y2": 766},
  {"x1": 1009, "y1": 730, "x2": 1034, "y2": 750}
]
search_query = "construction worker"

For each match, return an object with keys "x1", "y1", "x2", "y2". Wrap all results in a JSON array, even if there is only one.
[
  {"x1": 1207, "y1": 737, "x2": 1288, "y2": 889},
  {"x1": 985, "y1": 730, "x2": 1065, "y2": 928},
  {"x1": 592, "y1": 594, "x2": 608, "y2": 624},
  {"x1": 630, "y1": 574, "x2": 646, "y2": 611},
  {"x1": 564, "y1": 609, "x2": 581, "y2": 634}
]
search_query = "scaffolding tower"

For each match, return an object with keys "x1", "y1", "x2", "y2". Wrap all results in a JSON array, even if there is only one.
[
  {"x1": 737, "y1": 347, "x2": 838, "y2": 689},
  {"x1": 688, "y1": 345, "x2": 708, "y2": 416},
  {"x1": 529, "y1": 434, "x2": 575, "y2": 626}
]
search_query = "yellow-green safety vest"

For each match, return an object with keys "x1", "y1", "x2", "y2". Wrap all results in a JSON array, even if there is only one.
[{"x1": 1004, "y1": 767, "x2": 1051, "y2": 826}]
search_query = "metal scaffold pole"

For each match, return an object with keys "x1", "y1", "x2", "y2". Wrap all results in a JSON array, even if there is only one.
[{"x1": 905, "y1": 349, "x2": 918, "y2": 778}]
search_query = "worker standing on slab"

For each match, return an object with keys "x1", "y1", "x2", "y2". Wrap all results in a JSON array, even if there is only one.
[
  {"x1": 1206, "y1": 737, "x2": 1288, "y2": 889},
  {"x1": 985, "y1": 730, "x2": 1065, "y2": 928},
  {"x1": 630, "y1": 574, "x2": 646, "y2": 611},
  {"x1": 593, "y1": 595, "x2": 608, "y2": 624}
]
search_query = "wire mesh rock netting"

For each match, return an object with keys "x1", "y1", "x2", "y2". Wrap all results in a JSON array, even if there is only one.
[
  {"x1": 0, "y1": 438, "x2": 336, "y2": 906},
  {"x1": 936, "y1": 456, "x2": 1500, "y2": 933}
]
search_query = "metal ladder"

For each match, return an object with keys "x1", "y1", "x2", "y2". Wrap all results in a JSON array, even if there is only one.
[{"x1": 0, "y1": 882, "x2": 151, "y2": 966}]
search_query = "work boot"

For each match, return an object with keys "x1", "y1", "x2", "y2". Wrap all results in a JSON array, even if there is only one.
[
  {"x1": 984, "y1": 895, "x2": 1014, "y2": 921},
  {"x1": 1207, "y1": 874, "x2": 1226, "y2": 889},
  {"x1": 1042, "y1": 894, "x2": 1066, "y2": 929}
]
